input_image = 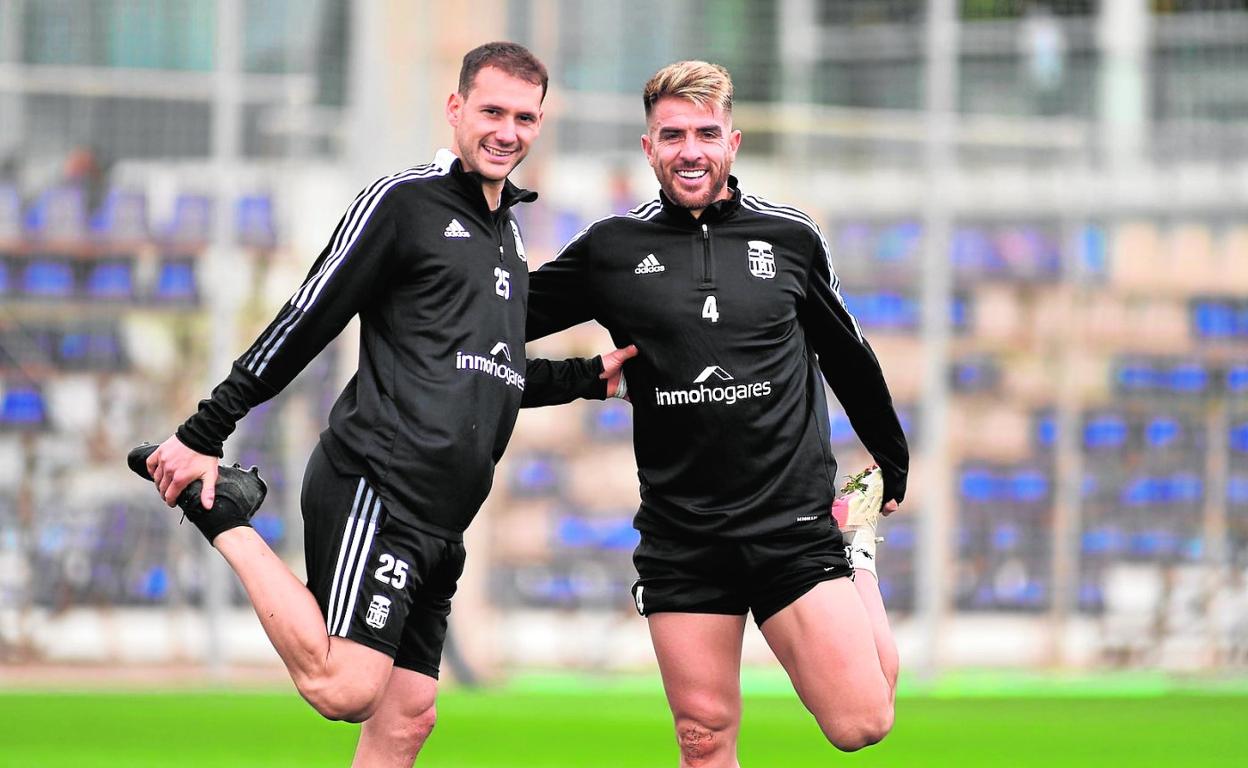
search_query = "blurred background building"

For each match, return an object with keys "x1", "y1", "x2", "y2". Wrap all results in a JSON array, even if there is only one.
[{"x1": 2, "y1": 0, "x2": 1247, "y2": 681}]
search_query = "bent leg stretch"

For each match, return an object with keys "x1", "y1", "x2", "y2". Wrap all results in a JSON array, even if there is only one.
[
  {"x1": 213, "y1": 527, "x2": 393, "y2": 721},
  {"x1": 853, "y1": 570, "x2": 899, "y2": 701},
  {"x1": 760, "y1": 579, "x2": 894, "y2": 751}
]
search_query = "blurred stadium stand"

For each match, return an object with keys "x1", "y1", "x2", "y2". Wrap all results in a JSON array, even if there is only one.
[{"x1": 2, "y1": 0, "x2": 1248, "y2": 679}]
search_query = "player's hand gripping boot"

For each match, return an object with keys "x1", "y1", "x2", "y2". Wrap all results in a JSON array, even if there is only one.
[{"x1": 127, "y1": 442, "x2": 268, "y2": 543}]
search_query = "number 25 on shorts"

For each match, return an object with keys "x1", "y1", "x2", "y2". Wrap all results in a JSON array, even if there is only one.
[{"x1": 374, "y1": 553, "x2": 409, "y2": 589}]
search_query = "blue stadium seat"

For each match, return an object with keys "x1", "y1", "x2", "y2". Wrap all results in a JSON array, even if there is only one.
[
  {"x1": 511, "y1": 454, "x2": 562, "y2": 496},
  {"x1": 555, "y1": 516, "x2": 638, "y2": 551},
  {"x1": 1192, "y1": 300, "x2": 1236, "y2": 339},
  {"x1": 0, "y1": 385, "x2": 48, "y2": 428},
  {"x1": 953, "y1": 358, "x2": 998, "y2": 392},
  {"x1": 162, "y1": 193, "x2": 213, "y2": 244},
  {"x1": 1227, "y1": 365, "x2": 1248, "y2": 393},
  {"x1": 252, "y1": 513, "x2": 285, "y2": 545},
  {"x1": 1084, "y1": 414, "x2": 1128, "y2": 449},
  {"x1": 950, "y1": 227, "x2": 1002, "y2": 276},
  {"x1": 21, "y1": 259, "x2": 74, "y2": 298},
  {"x1": 136, "y1": 565, "x2": 169, "y2": 601},
  {"x1": 1228, "y1": 475, "x2": 1248, "y2": 505},
  {"x1": 1114, "y1": 360, "x2": 1160, "y2": 393},
  {"x1": 959, "y1": 467, "x2": 1000, "y2": 503},
  {"x1": 1081, "y1": 526, "x2": 1125, "y2": 555},
  {"x1": 1077, "y1": 224, "x2": 1108, "y2": 278},
  {"x1": 90, "y1": 188, "x2": 148, "y2": 241},
  {"x1": 1128, "y1": 529, "x2": 1176, "y2": 557},
  {"x1": 1144, "y1": 416, "x2": 1181, "y2": 448},
  {"x1": 1167, "y1": 363, "x2": 1208, "y2": 394},
  {"x1": 991, "y1": 523, "x2": 1020, "y2": 551},
  {"x1": 1168, "y1": 472, "x2": 1203, "y2": 503},
  {"x1": 876, "y1": 221, "x2": 921, "y2": 265},
  {"x1": 236, "y1": 193, "x2": 276, "y2": 247},
  {"x1": 1229, "y1": 422, "x2": 1248, "y2": 453},
  {"x1": 1010, "y1": 469, "x2": 1049, "y2": 503},
  {"x1": 885, "y1": 523, "x2": 916, "y2": 550},
  {"x1": 85, "y1": 260, "x2": 134, "y2": 300},
  {"x1": 24, "y1": 186, "x2": 86, "y2": 241},
  {"x1": 1034, "y1": 411, "x2": 1057, "y2": 448},
  {"x1": 153, "y1": 257, "x2": 197, "y2": 302},
  {"x1": 588, "y1": 400, "x2": 633, "y2": 440},
  {"x1": 828, "y1": 410, "x2": 855, "y2": 444}
]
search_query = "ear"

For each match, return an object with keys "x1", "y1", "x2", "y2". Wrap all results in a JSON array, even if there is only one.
[
  {"x1": 728, "y1": 128, "x2": 742, "y2": 155},
  {"x1": 446, "y1": 91, "x2": 464, "y2": 128},
  {"x1": 641, "y1": 132, "x2": 655, "y2": 165}
]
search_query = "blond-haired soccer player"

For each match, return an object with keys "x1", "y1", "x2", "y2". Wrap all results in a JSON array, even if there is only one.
[{"x1": 527, "y1": 60, "x2": 907, "y2": 765}]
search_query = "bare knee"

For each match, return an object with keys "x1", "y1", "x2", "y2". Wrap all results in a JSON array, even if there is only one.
[
  {"x1": 297, "y1": 674, "x2": 385, "y2": 723},
  {"x1": 822, "y1": 701, "x2": 893, "y2": 752},
  {"x1": 388, "y1": 704, "x2": 437, "y2": 753},
  {"x1": 673, "y1": 699, "x2": 738, "y2": 765}
]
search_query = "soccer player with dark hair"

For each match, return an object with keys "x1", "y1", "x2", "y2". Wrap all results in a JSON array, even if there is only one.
[
  {"x1": 527, "y1": 60, "x2": 909, "y2": 764},
  {"x1": 133, "y1": 41, "x2": 634, "y2": 766}
]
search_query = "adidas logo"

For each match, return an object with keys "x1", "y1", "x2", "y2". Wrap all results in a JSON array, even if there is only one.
[
  {"x1": 634, "y1": 254, "x2": 665, "y2": 274},
  {"x1": 443, "y1": 218, "x2": 471, "y2": 238}
]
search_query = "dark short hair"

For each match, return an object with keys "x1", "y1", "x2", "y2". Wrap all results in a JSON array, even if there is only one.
[{"x1": 458, "y1": 41, "x2": 548, "y2": 102}]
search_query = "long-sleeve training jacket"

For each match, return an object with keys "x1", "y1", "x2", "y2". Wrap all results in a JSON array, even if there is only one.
[
  {"x1": 527, "y1": 178, "x2": 908, "y2": 539},
  {"x1": 177, "y1": 150, "x2": 604, "y2": 541}
]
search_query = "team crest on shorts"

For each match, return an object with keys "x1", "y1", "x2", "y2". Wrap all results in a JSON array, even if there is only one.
[
  {"x1": 747, "y1": 240, "x2": 776, "y2": 279},
  {"x1": 365, "y1": 594, "x2": 392, "y2": 629}
]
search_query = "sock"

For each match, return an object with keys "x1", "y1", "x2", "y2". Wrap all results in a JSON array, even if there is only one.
[
  {"x1": 845, "y1": 528, "x2": 881, "y2": 578},
  {"x1": 182, "y1": 495, "x2": 253, "y2": 545}
]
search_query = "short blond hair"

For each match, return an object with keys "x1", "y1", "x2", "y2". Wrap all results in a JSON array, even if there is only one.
[{"x1": 642, "y1": 60, "x2": 734, "y2": 118}]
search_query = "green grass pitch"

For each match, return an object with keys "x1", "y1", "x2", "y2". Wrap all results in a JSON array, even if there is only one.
[{"x1": 1, "y1": 684, "x2": 1245, "y2": 767}]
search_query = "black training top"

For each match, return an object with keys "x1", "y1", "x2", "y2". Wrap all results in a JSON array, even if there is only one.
[
  {"x1": 177, "y1": 150, "x2": 604, "y2": 540},
  {"x1": 527, "y1": 178, "x2": 908, "y2": 539}
]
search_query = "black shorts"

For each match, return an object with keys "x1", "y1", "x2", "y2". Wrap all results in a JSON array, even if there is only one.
[
  {"x1": 630, "y1": 522, "x2": 852, "y2": 627},
  {"x1": 302, "y1": 443, "x2": 465, "y2": 679}
]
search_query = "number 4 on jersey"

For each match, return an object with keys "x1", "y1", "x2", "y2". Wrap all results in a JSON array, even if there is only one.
[{"x1": 702, "y1": 295, "x2": 720, "y2": 323}]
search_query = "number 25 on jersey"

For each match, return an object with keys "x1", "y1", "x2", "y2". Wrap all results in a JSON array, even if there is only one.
[{"x1": 494, "y1": 267, "x2": 511, "y2": 300}]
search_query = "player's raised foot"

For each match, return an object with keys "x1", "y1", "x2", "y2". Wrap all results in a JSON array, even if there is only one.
[
  {"x1": 127, "y1": 442, "x2": 268, "y2": 544},
  {"x1": 839, "y1": 466, "x2": 886, "y2": 578},
  {"x1": 841, "y1": 466, "x2": 885, "y2": 536}
]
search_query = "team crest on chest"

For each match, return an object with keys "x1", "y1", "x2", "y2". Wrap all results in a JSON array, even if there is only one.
[
  {"x1": 509, "y1": 220, "x2": 527, "y2": 262},
  {"x1": 747, "y1": 240, "x2": 776, "y2": 279}
]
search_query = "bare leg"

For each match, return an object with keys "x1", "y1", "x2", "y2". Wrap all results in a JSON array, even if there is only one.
[
  {"x1": 759, "y1": 578, "x2": 893, "y2": 751},
  {"x1": 648, "y1": 613, "x2": 747, "y2": 768},
  {"x1": 353, "y1": 667, "x2": 439, "y2": 767},
  {"x1": 852, "y1": 571, "x2": 899, "y2": 701},
  {"x1": 213, "y1": 527, "x2": 393, "y2": 721}
]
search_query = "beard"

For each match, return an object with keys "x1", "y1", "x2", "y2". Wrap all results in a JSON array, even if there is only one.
[{"x1": 660, "y1": 164, "x2": 730, "y2": 210}]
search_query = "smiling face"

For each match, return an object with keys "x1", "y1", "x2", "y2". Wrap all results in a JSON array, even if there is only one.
[
  {"x1": 641, "y1": 96, "x2": 741, "y2": 216},
  {"x1": 446, "y1": 65, "x2": 544, "y2": 199}
]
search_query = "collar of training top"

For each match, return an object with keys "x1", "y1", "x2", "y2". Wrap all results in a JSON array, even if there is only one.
[
  {"x1": 657, "y1": 175, "x2": 742, "y2": 226},
  {"x1": 435, "y1": 149, "x2": 538, "y2": 213}
]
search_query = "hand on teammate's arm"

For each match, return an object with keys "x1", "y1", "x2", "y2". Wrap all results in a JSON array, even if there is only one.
[
  {"x1": 146, "y1": 435, "x2": 220, "y2": 509},
  {"x1": 600, "y1": 344, "x2": 638, "y2": 400}
]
